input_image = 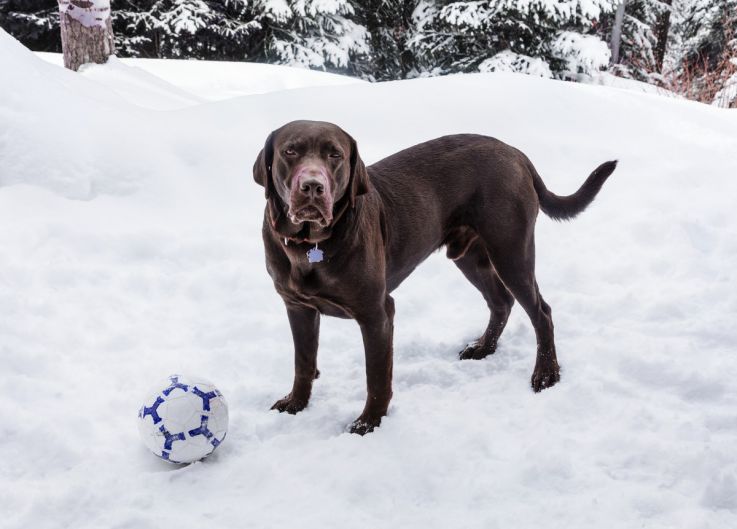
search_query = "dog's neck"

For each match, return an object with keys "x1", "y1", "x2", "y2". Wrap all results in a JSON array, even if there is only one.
[{"x1": 268, "y1": 194, "x2": 353, "y2": 245}]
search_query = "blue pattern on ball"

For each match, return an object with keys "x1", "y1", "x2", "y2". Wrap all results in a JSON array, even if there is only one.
[
  {"x1": 188, "y1": 415, "x2": 214, "y2": 440},
  {"x1": 160, "y1": 450, "x2": 181, "y2": 464},
  {"x1": 210, "y1": 431, "x2": 226, "y2": 448},
  {"x1": 139, "y1": 395, "x2": 164, "y2": 424},
  {"x1": 139, "y1": 375, "x2": 227, "y2": 463},
  {"x1": 159, "y1": 424, "x2": 186, "y2": 450},
  {"x1": 192, "y1": 386, "x2": 218, "y2": 411},
  {"x1": 162, "y1": 375, "x2": 189, "y2": 396}
]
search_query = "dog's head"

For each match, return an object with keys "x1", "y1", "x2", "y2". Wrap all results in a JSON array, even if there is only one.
[{"x1": 253, "y1": 120, "x2": 369, "y2": 228}]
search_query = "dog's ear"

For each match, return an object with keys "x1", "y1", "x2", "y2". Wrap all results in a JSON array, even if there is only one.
[
  {"x1": 348, "y1": 134, "x2": 369, "y2": 208},
  {"x1": 253, "y1": 131, "x2": 275, "y2": 199}
]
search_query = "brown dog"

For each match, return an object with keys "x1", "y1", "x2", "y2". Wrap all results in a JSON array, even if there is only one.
[{"x1": 253, "y1": 120, "x2": 616, "y2": 434}]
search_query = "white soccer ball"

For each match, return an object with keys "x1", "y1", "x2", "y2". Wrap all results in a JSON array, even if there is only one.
[{"x1": 137, "y1": 374, "x2": 228, "y2": 464}]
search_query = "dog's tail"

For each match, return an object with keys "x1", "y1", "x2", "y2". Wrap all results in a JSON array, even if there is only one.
[{"x1": 531, "y1": 160, "x2": 617, "y2": 221}]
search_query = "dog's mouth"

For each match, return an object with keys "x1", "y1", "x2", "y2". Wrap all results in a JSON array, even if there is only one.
[{"x1": 289, "y1": 205, "x2": 332, "y2": 227}]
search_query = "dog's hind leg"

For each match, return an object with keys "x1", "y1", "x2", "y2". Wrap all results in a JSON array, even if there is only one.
[
  {"x1": 452, "y1": 239, "x2": 515, "y2": 360},
  {"x1": 482, "y1": 230, "x2": 560, "y2": 392}
]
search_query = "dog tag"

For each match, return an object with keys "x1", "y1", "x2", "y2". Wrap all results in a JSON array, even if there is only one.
[{"x1": 307, "y1": 244, "x2": 324, "y2": 263}]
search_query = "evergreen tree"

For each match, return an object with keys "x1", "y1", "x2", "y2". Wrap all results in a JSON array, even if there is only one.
[
  {"x1": 112, "y1": 0, "x2": 262, "y2": 59},
  {"x1": 676, "y1": 0, "x2": 736, "y2": 71},
  {"x1": 669, "y1": 0, "x2": 737, "y2": 107},
  {"x1": 112, "y1": 0, "x2": 156, "y2": 57},
  {"x1": 599, "y1": 0, "x2": 667, "y2": 81},
  {"x1": 354, "y1": 0, "x2": 416, "y2": 81},
  {"x1": 0, "y1": 0, "x2": 60, "y2": 52},
  {"x1": 406, "y1": 0, "x2": 616, "y2": 79},
  {"x1": 255, "y1": 0, "x2": 370, "y2": 75},
  {"x1": 653, "y1": 0, "x2": 672, "y2": 72},
  {"x1": 1, "y1": 0, "x2": 733, "y2": 105}
]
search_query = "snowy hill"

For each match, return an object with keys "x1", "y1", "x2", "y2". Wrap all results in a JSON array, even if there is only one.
[
  {"x1": 2, "y1": 28, "x2": 737, "y2": 529},
  {"x1": 36, "y1": 51, "x2": 365, "y2": 105}
]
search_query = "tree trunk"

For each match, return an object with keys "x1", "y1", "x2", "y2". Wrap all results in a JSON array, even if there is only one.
[
  {"x1": 653, "y1": 0, "x2": 673, "y2": 72},
  {"x1": 58, "y1": 0, "x2": 115, "y2": 71},
  {"x1": 610, "y1": 0, "x2": 627, "y2": 65}
]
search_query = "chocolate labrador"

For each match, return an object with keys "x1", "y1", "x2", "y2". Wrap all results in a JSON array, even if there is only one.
[{"x1": 253, "y1": 120, "x2": 616, "y2": 434}]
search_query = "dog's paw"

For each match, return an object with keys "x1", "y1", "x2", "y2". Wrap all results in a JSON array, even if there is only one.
[
  {"x1": 348, "y1": 415, "x2": 382, "y2": 435},
  {"x1": 530, "y1": 366, "x2": 560, "y2": 392},
  {"x1": 458, "y1": 340, "x2": 494, "y2": 360},
  {"x1": 270, "y1": 393, "x2": 308, "y2": 414}
]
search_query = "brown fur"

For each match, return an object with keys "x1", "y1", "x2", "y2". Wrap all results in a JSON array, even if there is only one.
[{"x1": 253, "y1": 120, "x2": 617, "y2": 434}]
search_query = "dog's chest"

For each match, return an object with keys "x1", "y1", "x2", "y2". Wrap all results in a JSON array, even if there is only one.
[
  {"x1": 287, "y1": 261, "x2": 332, "y2": 294},
  {"x1": 269, "y1": 244, "x2": 353, "y2": 317}
]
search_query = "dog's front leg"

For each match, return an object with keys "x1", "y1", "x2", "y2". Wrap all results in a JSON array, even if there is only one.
[
  {"x1": 271, "y1": 303, "x2": 320, "y2": 414},
  {"x1": 350, "y1": 295, "x2": 395, "y2": 435}
]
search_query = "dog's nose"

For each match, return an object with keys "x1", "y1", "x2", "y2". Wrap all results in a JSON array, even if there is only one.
[{"x1": 299, "y1": 178, "x2": 325, "y2": 197}]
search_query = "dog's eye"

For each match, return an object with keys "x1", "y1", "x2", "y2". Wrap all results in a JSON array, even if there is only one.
[
  {"x1": 284, "y1": 148, "x2": 297, "y2": 156},
  {"x1": 329, "y1": 152, "x2": 343, "y2": 159}
]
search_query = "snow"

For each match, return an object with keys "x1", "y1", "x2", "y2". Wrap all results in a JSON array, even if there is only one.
[
  {"x1": 168, "y1": 0, "x2": 212, "y2": 35},
  {"x1": 714, "y1": 69, "x2": 737, "y2": 108},
  {"x1": 439, "y1": 0, "x2": 617, "y2": 24},
  {"x1": 58, "y1": 0, "x2": 111, "y2": 28},
  {"x1": 587, "y1": 71, "x2": 679, "y2": 97},
  {"x1": 440, "y1": 2, "x2": 490, "y2": 29},
  {"x1": 551, "y1": 31, "x2": 611, "y2": 77},
  {"x1": 479, "y1": 50, "x2": 554, "y2": 78},
  {"x1": 36, "y1": 51, "x2": 365, "y2": 103},
  {"x1": 262, "y1": 0, "x2": 293, "y2": 23},
  {"x1": 265, "y1": 1, "x2": 370, "y2": 70},
  {"x1": 3, "y1": 27, "x2": 737, "y2": 528}
]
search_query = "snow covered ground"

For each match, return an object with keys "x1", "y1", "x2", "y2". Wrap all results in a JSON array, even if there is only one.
[
  {"x1": 3, "y1": 29, "x2": 737, "y2": 528},
  {"x1": 37, "y1": 51, "x2": 365, "y2": 104}
]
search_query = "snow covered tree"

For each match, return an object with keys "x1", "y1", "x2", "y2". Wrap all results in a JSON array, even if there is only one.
[
  {"x1": 6, "y1": 0, "x2": 733, "y2": 107},
  {"x1": 676, "y1": 0, "x2": 736, "y2": 70},
  {"x1": 353, "y1": 0, "x2": 416, "y2": 80},
  {"x1": 254, "y1": 0, "x2": 370, "y2": 75},
  {"x1": 609, "y1": 0, "x2": 625, "y2": 64},
  {"x1": 57, "y1": 0, "x2": 115, "y2": 70},
  {"x1": 653, "y1": 0, "x2": 672, "y2": 71},
  {"x1": 111, "y1": 0, "x2": 261, "y2": 59},
  {"x1": 110, "y1": 0, "x2": 158, "y2": 57},
  {"x1": 668, "y1": 0, "x2": 737, "y2": 107},
  {"x1": 0, "y1": 0, "x2": 60, "y2": 52},
  {"x1": 599, "y1": 0, "x2": 668, "y2": 80},
  {"x1": 176, "y1": 1, "x2": 255, "y2": 58},
  {"x1": 407, "y1": 0, "x2": 616, "y2": 79}
]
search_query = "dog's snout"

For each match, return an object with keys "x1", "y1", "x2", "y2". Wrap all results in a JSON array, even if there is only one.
[
  {"x1": 294, "y1": 164, "x2": 330, "y2": 200},
  {"x1": 287, "y1": 161, "x2": 334, "y2": 225},
  {"x1": 299, "y1": 179, "x2": 325, "y2": 197}
]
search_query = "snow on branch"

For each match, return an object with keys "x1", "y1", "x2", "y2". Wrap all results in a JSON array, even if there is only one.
[
  {"x1": 551, "y1": 31, "x2": 611, "y2": 77},
  {"x1": 479, "y1": 49, "x2": 553, "y2": 77}
]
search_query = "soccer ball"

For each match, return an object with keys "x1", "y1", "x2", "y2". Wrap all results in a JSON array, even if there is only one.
[{"x1": 137, "y1": 374, "x2": 228, "y2": 464}]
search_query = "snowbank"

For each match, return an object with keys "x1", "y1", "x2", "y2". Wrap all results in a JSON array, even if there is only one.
[
  {"x1": 3, "y1": 29, "x2": 737, "y2": 529},
  {"x1": 37, "y1": 51, "x2": 365, "y2": 103}
]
